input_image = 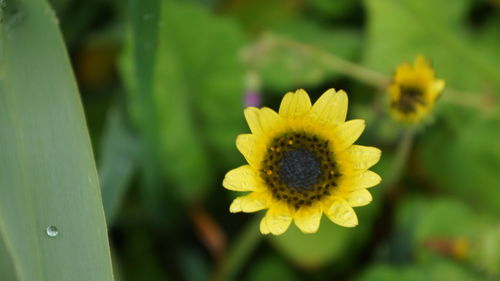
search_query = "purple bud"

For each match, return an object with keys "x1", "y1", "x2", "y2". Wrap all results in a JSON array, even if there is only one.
[{"x1": 244, "y1": 91, "x2": 261, "y2": 108}]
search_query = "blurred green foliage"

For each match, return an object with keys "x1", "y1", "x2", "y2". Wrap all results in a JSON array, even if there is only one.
[{"x1": 17, "y1": 0, "x2": 500, "y2": 279}]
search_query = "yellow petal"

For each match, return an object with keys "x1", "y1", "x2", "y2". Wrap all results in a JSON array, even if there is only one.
[
  {"x1": 308, "y1": 89, "x2": 348, "y2": 127},
  {"x1": 279, "y1": 89, "x2": 312, "y2": 118},
  {"x1": 415, "y1": 55, "x2": 431, "y2": 69},
  {"x1": 244, "y1": 107, "x2": 263, "y2": 135},
  {"x1": 260, "y1": 216, "x2": 270, "y2": 235},
  {"x1": 324, "y1": 198, "x2": 358, "y2": 227},
  {"x1": 229, "y1": 192, "x2": 268, "y2": 213},
  {"x1": 346, "y1": 170, "x2": 382, "y2": 190},
  {"x1": 394, "y1": 62, "x2": 412, "y2": 82},
  {"x1": 223, "y1": 165, "x2": 262, "y2": 192},
  {"x1": 343, "y1": 145, "x2": 381, "y2": 170},
  {"x1": 259, "y1": 107, "x2": 282, "y2": 133},
  {"x1": 430, "y1": 79, "x2": 445, "y2": 97},
  {"x1": 333, "y1": 119, "x2": 365, "y2": 151},
  {"x1": 346, "y1": 189, "x2": 372, "y2": 207},
  {"x1": 294, "y1": 203, "x2": 322, "y2": 233},
  {"x1": 236, "y1": 134, "x2": 262, "y2": 167},
  {"x1": 261, "y1": 204, "x2": 293, "y2": 235}
]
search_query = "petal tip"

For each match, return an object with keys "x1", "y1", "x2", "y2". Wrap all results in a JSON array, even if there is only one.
[
  {"x1": 259, "y1": 218, "x2": 270, "y2": 235},
  {"x1": 372, "y1": 172, "x2": 382, "y2": 185},
  {"x1": 229, "y1": 198, "x2": 241, "y2": 213},
  {"x1": 295, "y1": 88, "x2": 309, "y2": 95}
]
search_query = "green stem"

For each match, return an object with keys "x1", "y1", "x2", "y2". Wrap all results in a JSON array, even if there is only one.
[
  {"x1": 211, "y1": 216, "x2": 262, "y2": 281},
  {"x1": 262, "y1": 33, "x2": 391, "y2": 90},
  {"x1": 384, "y1": 128, "x2": 417, "y2": 191},
  {"x1": 244, "y1": 33, "x2": 494, "y2": 112}
]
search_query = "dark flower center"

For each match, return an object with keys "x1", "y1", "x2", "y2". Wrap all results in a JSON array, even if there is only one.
[
  {"x1": 279, "y1": 148, "x2": 321, "y2": 192},
  {"x1": 392, "y1": 85, "x2": 426, "y2": 114},
  {"x1": 260, "y1": 132, "x2": 341, "y2": 210}
]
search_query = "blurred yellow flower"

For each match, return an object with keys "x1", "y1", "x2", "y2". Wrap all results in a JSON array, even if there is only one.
[
  {"x1": 389, "y1": 56, "x2": 445, "y2": 123},
  {"x1": 223, "y1": 89, "x2": 381, "y2": 235}
]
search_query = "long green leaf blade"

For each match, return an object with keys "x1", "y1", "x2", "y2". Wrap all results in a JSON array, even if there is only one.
[{"x1": 0, "y1": 0, "x2": 114, "y2": 280}]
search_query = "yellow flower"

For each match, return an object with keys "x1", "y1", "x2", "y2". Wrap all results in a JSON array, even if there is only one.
[
  {"x1": 389, "y1": 56, "x2": 445, "y2": 123},
  {"x1": 223, "y1": 89, "x2": 381, "y2": 235}
]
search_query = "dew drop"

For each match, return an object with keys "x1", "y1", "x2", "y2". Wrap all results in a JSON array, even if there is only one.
[{"x1": 46, "y1": 226, "x2": 59, "y2": 237}]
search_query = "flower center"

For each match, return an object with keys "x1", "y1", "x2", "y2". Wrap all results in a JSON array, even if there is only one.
[
  {"x1": 279, "y1": 148, "x2": 321, "y2": 192},
  {"x1": 261, "y1": 132, "x2": 341, "y2": 209},
  {"x1": 393, "y1": 85, "x2": 426, "y2": 114}
]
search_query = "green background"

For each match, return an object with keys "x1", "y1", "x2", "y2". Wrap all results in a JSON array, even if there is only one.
[{"x1": 1, "y1": 0, "x2": 500, "y2": 280}]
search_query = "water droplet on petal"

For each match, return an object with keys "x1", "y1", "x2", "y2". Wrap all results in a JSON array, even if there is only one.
[{"x1": 46, "y1": 226, "x2": 59, "y2": 237}]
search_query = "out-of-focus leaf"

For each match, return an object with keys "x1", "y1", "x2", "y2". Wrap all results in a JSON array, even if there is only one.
[
  {"x1": 122, "y1": 1, "x2": 246, "y2": 203},
  {"x1": 395, "y1": 197, "x2": 500, "y2": 278},
  {"x1": 395, "y1": 197, "x2": 488, "y2": 250},
  {"x1": 99, "y1": 104, "x2": 139, "y2": 224},
  {"x1": 245, "y1": 254, "x2": 299, "y2": 281},
  {"x1": 269, "y1": 218, "x2": 351, "y2": 269},
  {"x1": 354, "y1": 260, "x2": 484, "y2": 281},
  {"x1": 470, "y1": 225, "x2": 500, "y2": 278},
  {"x1": 122, "y1": 0, "x2": 166, "y2": 222},
  {"x1": 120, "y1": 228, "x2": 171, "y2": 281},
  {"x1": 222, "y1": 0, "x2": 301, "y2": 31},
  {"x1": 305, "y1": 0, "x2": 359, "y2": 20},
  {"x1": 363, "y1": 0, "x2": 500, "y2": 93},
  {"x1": 162, "y1": 1, "x2": 247, "y2": 169},
  {"x1": 54, "y1": 0, "x2": 110, "y2": 47},
  {"x1": 47, "y1": 0, "x2": 71, "y2": 13},
  {"x1": 419, "y1": 118, "x2": 500, "y2": 215},
  {"x1": 269, "y1": 198, "x2": 381, "y2": 269},
  {"x1": 178, "y1": 247, "x2": 210, "y2": 281},
  {"x1": 0, "y1": 0, "x2": 113, "y2": 279},
  {"x1": 248, "y1": 20, "x2": 362, "y2": 91}
]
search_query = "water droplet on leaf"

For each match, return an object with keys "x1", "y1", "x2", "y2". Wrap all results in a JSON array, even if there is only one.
[{"x1": 46, "y1": 225, "x2": 59, "y2": 237}]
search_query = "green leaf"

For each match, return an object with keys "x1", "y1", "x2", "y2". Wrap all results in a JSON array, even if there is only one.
[
  {"x1": 0, "y1": 234, "x2": 17, "y2": 281},
  {"x1": 355, "y1": 260, "x2": 485, "y2": 281},
  {"x1": 305, "y1": 0, "x2": 359, "y2": 20},
  {"x1": 99, "y1": 104, "x2": 139, "y2": 224},
  {"x1": 118, "y1": 228, "x2": 171, "y2": 281},
  {"x1": 245, "y1": 254, "x2": 299, "y2": 281},
  {"x1": 251, "y1": 20, "x2": 362, "y2": 91},
  {"x1": 160, "y1": 1, "x2": 247, "y2": 169},
  {"x1": 363, "y1": 0, "x2": 500, "y2": 92},
  {"x1": 122, "y1": 1, "x2": 246, "y2": 202},
  {"x1": 178, "y1": 247, "x2": 210, "y2": 281},
  {"x1": 395, "y1": 197, "x2": 488, "y2": 247},
  {"x1": 395, "y1": 197, "x2": 500, "y2": 278},
  {"x1": 419, "y1": 118, "x2": 500, "y2": 215},
  {"x1": 269, "y1": 199, "x2": 380, "y2": 269},
  {"x1": 223, "y1": 0, "x2": 301, "y2": 31},
  {"x1": 0, "y1": 0, "x2": 114, "y2": 280}
]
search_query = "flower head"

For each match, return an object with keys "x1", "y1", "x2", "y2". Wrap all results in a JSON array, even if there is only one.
[
  {"x1": 389, "y1": 56, "x2": 445, "y2": 123},
  {"x1": 223, "y1": 89, "x2": 381, "y2": 235}
]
